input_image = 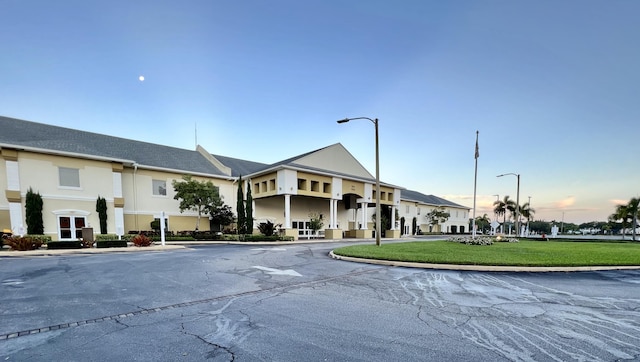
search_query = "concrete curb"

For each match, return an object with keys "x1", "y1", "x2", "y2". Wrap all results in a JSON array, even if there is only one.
[{"x1": 328, "y1": 251, "x2": 640, "y2": 272}]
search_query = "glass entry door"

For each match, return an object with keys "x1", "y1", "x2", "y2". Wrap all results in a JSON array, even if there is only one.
[{"x1": 58, "y1": 216, "x2": 86, "y2": 239}]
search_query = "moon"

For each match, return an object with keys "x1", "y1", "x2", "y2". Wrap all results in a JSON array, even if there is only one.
[{"x1": 138, "y1": 75, "x2": 145, "y2": 82}]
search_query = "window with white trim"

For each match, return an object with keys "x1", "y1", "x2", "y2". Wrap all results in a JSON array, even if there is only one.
[
  {"x1": 58, "y1": 215, "x2": 86, "y2": 239},
  {"x1": 152, "y1": 179, "x2": 167, "y2": 196},
  {"x1": 59, "y1": 167, "x2": 80, "y2": 188}
]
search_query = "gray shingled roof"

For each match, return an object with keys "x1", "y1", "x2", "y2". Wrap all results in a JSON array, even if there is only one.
[
  {"x1": 401, "y1": 189, "x2": 469, "y2": 209},
  {"x1": 211, "y1": 154, "x2": 269, "y2": 177},
  {"x1": 0, "y1": 116, "x2": 228, "y2": 176}
]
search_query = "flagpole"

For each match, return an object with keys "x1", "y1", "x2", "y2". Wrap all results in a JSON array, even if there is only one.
[{"x1": 472, "y1": 130, "x2": 479, "y2": 238}]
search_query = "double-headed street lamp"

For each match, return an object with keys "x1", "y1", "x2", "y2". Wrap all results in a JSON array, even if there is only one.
[
  {"x1": 337, "y1": 117, "x2": 381, "y2": 246},
  {"x1": 497, "y1": 173, "x2": 520, "y2": 236}
]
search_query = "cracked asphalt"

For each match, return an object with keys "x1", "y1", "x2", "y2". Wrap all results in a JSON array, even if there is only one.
[{"x1": 1, "y1": 242, "x2": 640, "y2": 361}]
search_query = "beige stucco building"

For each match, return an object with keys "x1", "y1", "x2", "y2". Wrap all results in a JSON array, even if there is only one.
[{"x1": 0, "y1": 116, "x2": 469, "y2": 241}]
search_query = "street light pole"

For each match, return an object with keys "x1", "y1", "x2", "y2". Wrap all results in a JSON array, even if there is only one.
[
  {"x1": 497, "y1": 173, "x2": 520, "y2": 237},
  {"x1": 338, "y1": 117, "x2": 381, "y2": 246}
]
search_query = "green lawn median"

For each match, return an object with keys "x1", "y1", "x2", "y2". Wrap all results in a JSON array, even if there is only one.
[{"x1": 332, "y1": 240, "x2": 640, "y2": 267}]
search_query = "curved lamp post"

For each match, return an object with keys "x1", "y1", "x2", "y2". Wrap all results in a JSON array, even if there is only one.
[
  {"x1": 497, "y1": 173, "x2": 520, "y2": 236},
  {"x1": 337, "y1": 117, "x2": 381, "y2": 246}
]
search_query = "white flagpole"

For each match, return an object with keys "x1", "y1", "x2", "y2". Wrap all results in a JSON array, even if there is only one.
[{"x1": 472, "y1": 131, "x2": 479, "y2": 238}]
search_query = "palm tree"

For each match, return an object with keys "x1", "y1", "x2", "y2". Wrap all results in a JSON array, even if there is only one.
[
  {"x1": 474, "y1": 213, "x2": 491, "y2": 234},
  {"x1": 627, "y1": 198, "x2": 640, "y2": 241},
  {"x1": 493, "y1": 196, "x2": 515, "y2": 233},
  {"x1": 609, "y1": 204, "x2": 630, "y2": 239},
  {"x1": 519, "y1": 202, "x2": 535, "y2": 231}
]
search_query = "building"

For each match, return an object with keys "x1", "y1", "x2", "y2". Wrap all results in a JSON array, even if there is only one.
[{"x1": 0, "y1": 116, "x2": 469, "y2": 240}]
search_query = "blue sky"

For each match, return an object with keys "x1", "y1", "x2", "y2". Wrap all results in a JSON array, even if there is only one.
[{"x1": 2, "y1": 1, "x2": 638, "y2": 224}]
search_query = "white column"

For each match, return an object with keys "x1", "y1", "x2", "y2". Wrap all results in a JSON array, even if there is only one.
[
  {"x1": 284, "y1": 194, "x2": 291, "y2": 229},
  {"x1": 361, "y1": 202, "x2": 368, "y2": 229},
  {"x1": 329, "y1": 199, "x2": 335, "y2": 229},
  {"x1": 5, "y1": 160, "x2": 23, "y2": 233},
  {"x1": 390, "y1": 206, "x2": 396, "y2": 230},
  {"x1": 112, "y1": 171, "x2": 124, "y2": 236},
  {"x1": 114, "y1": 208, "x2": 125, "y2": 237},
  {"x1": 335, "y1": 200, "x2": 339, "y2": 229}
]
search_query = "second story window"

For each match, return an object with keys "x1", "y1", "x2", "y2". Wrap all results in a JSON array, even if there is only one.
[
  {"x1": 59, "y1": 167, "x2": 80, "y2": 188},
  {"x1": 152, "y1": 179, "x2": 167, "y2": 196}
]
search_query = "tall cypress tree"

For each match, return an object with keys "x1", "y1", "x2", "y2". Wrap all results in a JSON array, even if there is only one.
[
  {"x1": 236, "y1": 176, "x2": 246, "y2": 234},
  {"x1": 96, "y1": 196, "x2": 108, "y2": 234},
  {"x1": 25, "y1": 187, "x2": 44, "y2": 235},
  {"x1": 245, "y1": 182, "x2": 253, "y2": 234}
]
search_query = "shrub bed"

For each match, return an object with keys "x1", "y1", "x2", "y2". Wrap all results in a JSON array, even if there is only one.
[
  {"x1": 47, "y1": 241, "x2": 83, "y2": 249},
  {"x1": 96, "y1": 240, "x2": 128, "y2": 248},
  {"x1": 3, "y1": 235, "x2": 46, "y2": 251}
]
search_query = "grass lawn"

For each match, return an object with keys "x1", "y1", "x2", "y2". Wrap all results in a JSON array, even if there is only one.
[{"x1": 332, "y1": 240, "x2": 640, "y2": 267}]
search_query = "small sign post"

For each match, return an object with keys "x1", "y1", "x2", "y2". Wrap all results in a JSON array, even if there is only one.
[{"x1": 159, "y1": 211, "x2": 166, "y2": 246}]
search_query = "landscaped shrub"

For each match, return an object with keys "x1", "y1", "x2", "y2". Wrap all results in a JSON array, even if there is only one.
[
  {"x1": 3, "y1": 235, "x2": 44, "y2": 251},
  {"x1": 25, "y1": 235, "x2": 51, "y2": 245},
  {"x1": 96, "y1": 240, "x2": 128, "y2": 248},
  {"x1": 448, "y1": 236, "x2": 494, "y2": 246},
  {"x1": 150, "y1": 236, "x2": 195, "y2": 242},
  {"x1": 47, "y1": 241, "x2": 83, "y2": 249},
  {"x1": 25, "y1": 188, "x2": 44, "y2": 235},
  {"x1": 191, "y1": 231, "x2": 222, "y2": 240},
  {"x1": 448, "y1": 236, "x2": 520, "y2": 245},
  {"x1": 243, "y1": 235, "x2": 280, "y2": 242},
  {"x1": 495, "y1": 236, "x2": 519, "y2": 243},
  {"x1": 257, "y1": 221, "x2": 277, "y2": 236},
  {"x1": 131, "y1": 234, "x2": 153, "y2": 247},
  {"x1": 96, "y1": 234, "x2": 120, "y2": 241}
]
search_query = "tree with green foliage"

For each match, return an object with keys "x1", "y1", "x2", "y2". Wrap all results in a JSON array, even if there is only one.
[
  {"x1": 172, "y1": 175, "x2": 222, "y2": 231},
  {"x1": 236, "y1": 176, "x2": 246, "y2": 234},
  {"x1": 245, "y1": 182, "x2": 253, "y2": 234},
  {"x1": 609, "y1": 204, "x2": 630, "y2": 239},
  {"x1": 493, "y1": 196, "x2": 515, "y2": 233},
  {"x1": 25, "y1": 188, "x2": 44, "y2": 235},
  {"x1": 308, "y1": 212, "x2": 324, "y2": 237},
  {"x1": 209, "y1": 204, "x2": 235, "y2": 232},
  {"x1": 473, "y1": 213, "x2": 491, "y2": 233},
  {"x1": 519, "y1": 202, "x2": 535, "y2": 224},
  {"x1": 529, "y1": 220, "x2": 552, "y2": 234},
  {"x1": 425, "y1": 206, "x2": 450, "y2": 232},
  {"x1": 96, "y1": 196, "x2": 108, "y2": 234},
  {"x1": 371, "y1": 207, "x2": 399, "y2": 235},
  {"x1": 626, "y1": 198, "x2": 640, "y2": 241}
]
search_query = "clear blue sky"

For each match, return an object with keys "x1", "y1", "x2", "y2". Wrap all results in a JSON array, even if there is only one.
[{"x1": 2, "y1": 1, "x2": 638, "y2": 225}]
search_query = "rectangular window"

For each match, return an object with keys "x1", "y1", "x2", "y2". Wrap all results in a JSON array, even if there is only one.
[
  {"x1": 269, "y1": 179, "x2": 276, "y2": 191},
  {"x1": 260, "y1": 181, "x2": 266, "y2": 193},
  {"x1": 311, "y1": 180, "x2": 319, "y2": 192},
  {"x1": 323, "y1": 182, "x2": 331, "y2": 194},
  {"x1": 152, "y1": 180, "x2": 167, "y2": 196},
  {"x1": 381, "y1": 191, "x2": 386, "y2": 201},
  {"x1": 59, "y1": 167, "x2": 80, "y2": 188},
  {"x1": 417, "y1": 207, "x2": 421, "y2": 215},
  {"x1": 297, "y1": 178, "x2": 307, "y2": 190},
  {"x1": 406, "y1": 205, "x2": 410, "y2": 214}
]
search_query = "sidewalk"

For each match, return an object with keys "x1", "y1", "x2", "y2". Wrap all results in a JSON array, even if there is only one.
[{"x1": 0, "y1": 238, "x2": 367, "y2": 258}]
